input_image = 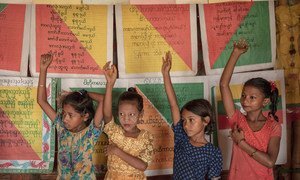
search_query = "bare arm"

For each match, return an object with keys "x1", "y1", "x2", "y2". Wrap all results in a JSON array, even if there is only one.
[
  {"x1": 103, "y1": 62, "x2": 117, "y2": 124},
  {"x1": 37, "y1": 54, "x2": 56, "y2": 122},
  {"x1": 88, "y1": 92, "x2": 104, "y2": 128},
  {"x1": 106, "y1": 143, "x2": 148, "y2": 171},
  {"x1": 219, "y1": 40, "x2": 248, "y2": 118},
  {"x1": 231, "y1": 124, "x2": 281, "y2": 168},
  {"x1": 238, "y1": 136, "x2": 281, "y2": 168},
  {"x1": 161, "y1": 51, "x2": 180, "y2": 125}
]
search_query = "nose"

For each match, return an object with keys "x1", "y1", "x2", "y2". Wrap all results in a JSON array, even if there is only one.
[
  {"x1": 183, "y1": 121, "x2": 189, "y2": 129},
  {"x1": 63, "y1": 114, "x2": 69, "y2": 123}
]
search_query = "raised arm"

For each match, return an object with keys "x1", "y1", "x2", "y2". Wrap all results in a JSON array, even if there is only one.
[
  {"x1": 219, "y1": 40, "x2": 248, "y2": 118},
  {"x1": 161, "y1": 51, "x2": 180, "y2": 125},
  {"x1": 88, "y1": 92, "x2": 104, "y2": 128},
  {"x1": 103, "y1": 62, "x2": 117, "y2": 124},
  {"x1": 37, "y1": 54, "x2": 56, "y2": 122}
]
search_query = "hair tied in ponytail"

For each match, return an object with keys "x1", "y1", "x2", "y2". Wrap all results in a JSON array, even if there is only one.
[
  {"x1": 78, "y1": 89, "x2": 87, "y2": 96},
  {"x1": 128, "y1": 87, "x2": 137, "y2": 93}
]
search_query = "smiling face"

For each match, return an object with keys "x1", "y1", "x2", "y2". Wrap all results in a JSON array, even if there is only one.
[
  {"x1": 240, "y1": 85, "x2": 269, "y2": 113},
  {"x1": 62, "y1": 104, "x2": 88, "y2": 132},
  {"x1": 181, "y1": 109, "x2": 207, "y2": 138},
  {"x1": 118, "y1": 100, "x2": 142, "y2": 133}
]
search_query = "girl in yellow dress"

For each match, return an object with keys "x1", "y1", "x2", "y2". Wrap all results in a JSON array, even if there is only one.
[{"x1": 102, "y1": 62, "x2": 154, "y2": 180}]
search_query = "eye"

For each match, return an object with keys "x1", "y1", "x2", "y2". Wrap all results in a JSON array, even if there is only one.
[
  {"x1": 241, "y1": 94, "x2": 246, "y2": 98},
  {"x1": 189, "y1": 118, "x2": 195, "y2": 123},
  {"x1": 129, "y1": 113, "x2": 135, "y2": 117},
  {"x1": 119, "y1": 112, "x2": 124, "y2": 117},
  {"x1": 250, "y1": 96, "x2": 256, "y2": 100}
]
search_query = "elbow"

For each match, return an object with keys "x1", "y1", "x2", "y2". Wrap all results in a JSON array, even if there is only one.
[
  {"x1": 219, "y1": 80, "x2": 228, "y2": 88},
  {"x1": 266, "y1": 160, "x2": 276, "y2": 168},
  {"x1": 138, "y1": 162, "x2": 148, "y2": 171}
]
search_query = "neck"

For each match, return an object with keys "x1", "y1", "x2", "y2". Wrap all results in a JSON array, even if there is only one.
[
  {"x1": 246, "y1": 110, "x2": 265, "y2": 122},
  {"x1": 124, "y1": 127, "x2": 140, "y2": 137},
  {"x1": 190, "y1": 134, "x2": 207, "y2": 144},
  {"x1": 70, "y1": 123, "x2": 86, "y2": 133}
]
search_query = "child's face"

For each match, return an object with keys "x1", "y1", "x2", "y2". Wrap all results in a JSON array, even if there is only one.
[
  {"x1": 240, "y1": 86, "x2": 268, "y2": 113},
  {"x1": 62, "y1": 104, "x2": 88, "y2": 132},
  {"x1": 118, "y1": 100, "x2": 141, "y2": 133},
  {"x1": 181, "y1": 109, "x2": 206, "y2": 138}
]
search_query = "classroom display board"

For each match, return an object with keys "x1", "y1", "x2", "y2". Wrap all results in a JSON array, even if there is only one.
[
  {"x1": 30, "y1": 4, "x2": 113, "y2": 78},
  {"x1": 116, "y1": 4, "x2": 198, "y2": 78},
  {"x1": 199, "y1": 1, "x2": 276, "y2": 75},
  {"x1": 210, "y1": 70, "x2": 287, "y2": 170},
  {"x1": 0, "y1": 77, "x2": 56, "y2": 173},
  {"x1": 128, "y1": 76, "x2": 209, "y2": 176},
  {"x1": 0, "y1": 4, "x2": 30, "y2": 76}
]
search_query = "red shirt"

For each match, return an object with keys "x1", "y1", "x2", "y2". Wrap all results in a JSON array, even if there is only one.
[{"x1": 228, "y1": 110, "x2": 282, "y2": 180}]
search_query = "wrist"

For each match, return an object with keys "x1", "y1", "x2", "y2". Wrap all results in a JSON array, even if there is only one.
[{"x1": 237, "y1": 138, "x2": 245, "y2": 145}]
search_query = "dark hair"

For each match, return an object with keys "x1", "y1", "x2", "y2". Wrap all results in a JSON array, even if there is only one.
[
  {"x1": 61, "y1": 89, "x2": 95, "y2": 126},
  {"x1": 118, "y1": 87, "x2": 143, "y2": 112},
  {"x1": 244, "y1": 77, "x2": 279, "y2": 121},
  {"x1": 180, "y1": 99, "x2": 216, "y2": 135}
]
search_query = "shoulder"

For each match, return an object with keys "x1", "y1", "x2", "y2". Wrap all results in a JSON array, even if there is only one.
[
  {"x1": 266, "y1": 116, "x2": 282, "y2": 136},
  {"x1": 206, "y1": 143, "x2": 222, "y2": 154}
]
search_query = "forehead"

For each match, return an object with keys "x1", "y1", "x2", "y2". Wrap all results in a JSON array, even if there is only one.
[
  {"x1": 242, "y1": 86, "x2": 264, "y2": 95},
  {"x1": 118, "y1": 100, "x2": 139, "y2": 111},
  {"x1": 63, "y1": 104, "x2": 77, "y2": 113},
  {"x1": 181, "y1": 109, "x2": 200, "y2": 118}
]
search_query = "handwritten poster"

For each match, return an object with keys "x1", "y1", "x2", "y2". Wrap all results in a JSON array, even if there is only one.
[
  {"x1": 0, "y1": 0, "x2": 32, "y2": 3},
  {"x1": 129, "y1": 76, "x2": 209, "y2": 176},
  {"x1": 209, "y1": 70, "x2": 287, "y2": 170},
  {"x1": 0, "y1": 77, "x2": 56, "y2": 173},
  {"x1": 82, "y1": 0, "x2": 130, "y2": 4},
  {"x1": 30, "y1": 5, "x2": 113, "y2": 78},
  {"x1": 130, "y1": 0, "x2": 176, "y2": 4},
  {"x1": 32, "y1": 0, "x2": 81, "y2": 4},
  {"x1": 199, "y1": 1, "x2": 276, "y2": 75},
  {"x1": 59, "y1": 78, "x2": 128, "y2": 174},
  {"x1": 116, "y1": 4, "x2": 198, "y2": 78},
  {"x1": 0, "y1": 4, "x2": 30, "y2": 76}
]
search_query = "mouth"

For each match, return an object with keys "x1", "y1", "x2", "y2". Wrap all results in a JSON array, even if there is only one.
[{"x1": 123, "y1": 124, "x2": 131, "y2": 128}]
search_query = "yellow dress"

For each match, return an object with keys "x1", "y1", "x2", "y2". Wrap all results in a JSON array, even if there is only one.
[{"x1": 104, "y1": 119, "x2": 154, "y2": 180}]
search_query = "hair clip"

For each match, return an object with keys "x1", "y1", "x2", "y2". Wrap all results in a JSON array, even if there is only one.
[
  {"x1": 269, "y1": 81, "x2": 276, "y2": 92},
  {"x1": 78, "y1": 89, "x2": 87, "y2": 96}
]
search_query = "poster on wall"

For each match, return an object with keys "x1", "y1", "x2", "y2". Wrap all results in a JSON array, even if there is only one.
[
  {"x1": 209, "y1": 70, "x2": 287, "y2": 170},
  {"x1": 30, "y1": 4, "x2": 113, "y2": 78},
  {"x1": 116, "y1": 4, "x2": 198, "y2": 78},
  {"x1": 128, "y1": 76, "x2": 209, "y2": 176},
  {"x1": 0, "y1": 4, "x2": 30, "y2": 77},
  {"x1": 58, "y1": 78, "x2": 128, "y2": 174},
  {"x1": 0, "y1": 77, "x2": 56, "y2": 173},
  {"x1": 199, "y1": 1, "x2": 276, "y2": 75}
]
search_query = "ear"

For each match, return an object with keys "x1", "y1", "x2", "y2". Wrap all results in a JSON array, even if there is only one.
[
  {"x1": 203, "y1": 116, "x2": 210, "y2": 126},
  {"x1": 263, "y1": 98, "x2": 270, "y2": 107},
  {"x1": 83, "y1": 113, "x2": 89, "y2": 122}
]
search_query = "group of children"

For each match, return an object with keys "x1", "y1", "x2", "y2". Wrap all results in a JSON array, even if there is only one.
[{"x1": 37, "y1": 39, "x2": 282, "y2": 179}]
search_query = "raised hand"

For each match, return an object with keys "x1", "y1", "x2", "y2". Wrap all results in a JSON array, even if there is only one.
[
  {"x1": 40, "y1": 53, "x2": 53, "y2": 72},
  {"x1": 233, "y1": 38, "x2": 249, "y2": 55},
  {"x1": 103, "y1": 61, "x2": 117, "y2": 85},
  {"x1": 161, "y1": 51, "x2": 172, "y2": 76}
]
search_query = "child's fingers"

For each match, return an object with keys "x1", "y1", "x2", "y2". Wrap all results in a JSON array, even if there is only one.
[{"x1": 103, "y1": 61, "x2": 111, "y2": 70}]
